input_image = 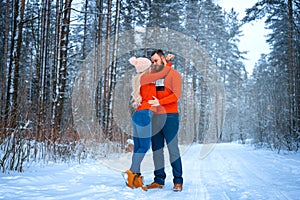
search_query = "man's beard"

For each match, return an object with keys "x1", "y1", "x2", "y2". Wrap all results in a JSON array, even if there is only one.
[{"x1": 152, "y1": 63, "x2": 164, "y2": 72}]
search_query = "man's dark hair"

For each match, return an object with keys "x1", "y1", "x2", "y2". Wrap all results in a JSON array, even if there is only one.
[{"x1": 151, "y1": 49, "x2": 165, "y2": 57}]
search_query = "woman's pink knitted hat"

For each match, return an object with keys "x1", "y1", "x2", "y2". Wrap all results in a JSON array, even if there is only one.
[{"x1": 129, "y1": 57, "x2": 152, "y2": 73}]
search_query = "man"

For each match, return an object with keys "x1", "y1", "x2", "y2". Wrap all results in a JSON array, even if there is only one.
[
  {"x1": 147, "y1": 49, "x2": 183, "y2": 192},
  {"x1": 123, "y1": 56, "x2": 172, "y2": 191}
]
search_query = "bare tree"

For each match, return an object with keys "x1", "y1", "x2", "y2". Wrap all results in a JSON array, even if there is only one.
[
  {"x1": 52, "y1": 0, "x2": 73, "y2": 142},
  {"x1": 0, "y1": 0, "x2": 10, "y2": 129}
]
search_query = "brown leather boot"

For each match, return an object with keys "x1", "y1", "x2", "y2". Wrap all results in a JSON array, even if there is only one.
[
  {"x1": 123, "y1": 170, "x2": 136, "y2": 189},
  {"x1": 173, "y1": 183, "x2": 182, "y2": 192},
  {"x1": 133, "y1": 175, "x2": 147, "y2": 191},
  {"x1": 146, "y1": 182, "x2": 164, "y2": 189}
]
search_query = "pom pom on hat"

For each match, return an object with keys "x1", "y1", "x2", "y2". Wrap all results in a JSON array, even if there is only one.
[{"x1": 129, "y1": 57, "x2": 152, "y2": 73}]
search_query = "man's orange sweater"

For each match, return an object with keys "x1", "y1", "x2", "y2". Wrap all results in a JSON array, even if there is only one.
[{"x1": 155, "y1": 64, "x2": 182, "y2": 114}]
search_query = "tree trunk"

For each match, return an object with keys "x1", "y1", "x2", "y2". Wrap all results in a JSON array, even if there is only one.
[
  {"x1": 5, "y1": 0, "x2": 25, "y2": 129},
  {"x1": 199, "y1": 42, "x2": 208, "y2": 143},
  {"x1": 1, "y1": 0, "x2": 10, "y2": 130},
  {"x1": 108, "y1": 0, "x2": 120, "y2": 141},
  {"x1": 102, "y1": 0, "x2": 112, "y2": 140},
  {"x1": 52, "y1": 0, "x2": 72, "y2": 143},
  {"x1": 82, "y1": 0, "x2": 88, "y2": 59},
  {"x1": 287, "y1": 0, "x2": 295, "y2": 150}
]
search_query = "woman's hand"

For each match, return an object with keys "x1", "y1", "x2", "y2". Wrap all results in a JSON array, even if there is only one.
[{"x1": 165, "y1": 54, "x2": 175, "y2": 61}]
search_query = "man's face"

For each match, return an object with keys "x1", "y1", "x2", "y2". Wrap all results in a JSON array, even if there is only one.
[{"x1": 151, "y1": 53, "x2": 165, "y2": 72}]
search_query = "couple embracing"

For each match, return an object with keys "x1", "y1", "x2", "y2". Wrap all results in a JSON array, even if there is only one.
[{"x1": 123, "y1": 49, "x2": 183, "y2": 192}]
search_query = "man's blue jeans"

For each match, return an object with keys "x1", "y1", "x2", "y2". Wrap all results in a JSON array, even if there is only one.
[{"x1": 151, "y1": 113, "x2": 183, "y2": 185}]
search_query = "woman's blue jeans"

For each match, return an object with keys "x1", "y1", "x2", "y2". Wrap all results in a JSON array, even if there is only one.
[{"x1": 130, "y1": 110, "x2": 153, "y2": 174}]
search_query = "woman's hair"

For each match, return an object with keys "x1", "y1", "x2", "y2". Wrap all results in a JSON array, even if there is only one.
[{"x1": 131, "y1": 70, "x2": 147, "y2": 108}]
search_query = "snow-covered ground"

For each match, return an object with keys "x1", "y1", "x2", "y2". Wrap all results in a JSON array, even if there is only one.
[{"x1": 1, "y1": 143, "x2": 299, "y2": 200}]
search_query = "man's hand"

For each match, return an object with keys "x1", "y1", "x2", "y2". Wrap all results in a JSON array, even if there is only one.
[{"x1": 148, "y1": 96, "x2": 160, "y2": 106}]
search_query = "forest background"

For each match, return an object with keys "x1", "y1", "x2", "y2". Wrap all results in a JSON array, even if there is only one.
[{"x1": 0, "y1": 0, "x2": 299, "y2": 173}]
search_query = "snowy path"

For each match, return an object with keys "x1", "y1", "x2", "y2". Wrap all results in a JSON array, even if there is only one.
[{"x1": 0, "y1": 143, "x2": 299, "y2": 200}]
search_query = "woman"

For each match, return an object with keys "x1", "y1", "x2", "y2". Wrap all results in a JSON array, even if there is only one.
[{"x1": 123, "y1": 54, "x2": 174, "y2": 191}]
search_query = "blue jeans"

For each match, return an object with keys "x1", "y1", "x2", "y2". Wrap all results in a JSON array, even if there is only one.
[
  {"x1": 151, "y1": 113, "x2": 183, "y2": 185},
  {"x1": 130, "y1": 110, "x2": 153, "y2": 174}
]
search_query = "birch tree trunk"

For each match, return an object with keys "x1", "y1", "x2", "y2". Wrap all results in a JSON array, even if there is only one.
[
  {"x1": 109, "y1": 0, "x2": 120, "y2": 141},
  {"x1": 52, "y1": 0, "x2": 72, "y2": 143},
  {"x1": 95, "y1": 0, "x2": 104, "y2": 141},
  {"x1": 102, "y1": 0, "x2": 112, "y2": 140}
]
